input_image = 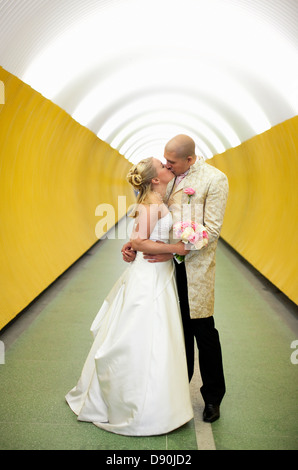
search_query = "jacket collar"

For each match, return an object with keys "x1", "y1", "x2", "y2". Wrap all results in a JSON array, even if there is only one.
[{"x1": 165, "y1": 157, "x2": 204, "y2": 202}]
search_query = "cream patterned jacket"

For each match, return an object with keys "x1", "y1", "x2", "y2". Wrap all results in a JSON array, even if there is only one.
[{"x1": 166, "y1": 158, "x2": 229, "y2": 319}]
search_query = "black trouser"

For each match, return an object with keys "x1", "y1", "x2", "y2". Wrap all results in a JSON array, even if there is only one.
[{"x1": 175, "y1": 261, "x2": 226, "y2": 405}]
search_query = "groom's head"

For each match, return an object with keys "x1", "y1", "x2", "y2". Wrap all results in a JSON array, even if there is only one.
[{"x1": 164, "y1": 134, "x2": 196, "y2": 176}]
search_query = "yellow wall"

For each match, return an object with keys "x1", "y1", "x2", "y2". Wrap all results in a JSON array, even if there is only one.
[
  {"x1": 209, "y1": 116, "x2": 298, "y2": 305},
  {"x1": 1, "y1": 66, "x2": 297, "y2": 329},
  {"x1": 0, "y1": 67, "x2": 135, "y2": 330}
]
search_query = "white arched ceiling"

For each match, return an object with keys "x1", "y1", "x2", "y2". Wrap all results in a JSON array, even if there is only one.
[{"x1": 0, "y1": 0, "x2": 297, "y2": 162}]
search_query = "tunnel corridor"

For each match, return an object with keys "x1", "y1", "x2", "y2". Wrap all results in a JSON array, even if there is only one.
[{"x1": 0, "y1": 0, "x2": 297, "y2": 451}]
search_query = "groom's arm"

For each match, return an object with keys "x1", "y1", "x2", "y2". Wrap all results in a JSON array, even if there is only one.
[
  {"x1": 143, "y1": 251, "x2": 174, "y2": 263},
  {"x1": 142, "y1": 241, "x2": 174, "y2": 262},
  {"x1": 122, "y1": 239, "x2": 177, "y2": 263}
]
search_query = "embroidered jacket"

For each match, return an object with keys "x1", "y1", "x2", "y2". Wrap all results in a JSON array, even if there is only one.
[{"x1": 166, "y1": 158, "x2": 229, "y2": 318}]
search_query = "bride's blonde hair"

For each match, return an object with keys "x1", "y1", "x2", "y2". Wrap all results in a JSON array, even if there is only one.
[{"x1": 126, "y1": 157, "x2": 157, "y2": 205}]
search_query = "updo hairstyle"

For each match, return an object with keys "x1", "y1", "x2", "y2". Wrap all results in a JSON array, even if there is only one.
[{"x1": 126, "y1": 157, "x2": 157, "y2": 204}]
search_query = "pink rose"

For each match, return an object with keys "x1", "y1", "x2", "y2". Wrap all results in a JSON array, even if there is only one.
[
  {"x1": 183, "y1": 187, "x2": 195, "y2": 196},
  {"x1": 181, "y1": 221, "x2": 190, "y2": 230},
  {"x1": 188, "y1": 232, "x2": 200, "y2": 244}
]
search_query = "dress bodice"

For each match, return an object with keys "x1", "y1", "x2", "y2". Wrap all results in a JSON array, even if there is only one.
[{"x1": 149, "y1": 212, "x2": 172, "y2": 243}]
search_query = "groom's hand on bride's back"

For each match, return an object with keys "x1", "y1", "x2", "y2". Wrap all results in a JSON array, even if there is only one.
[
  {"x1": 143, "y1": 253, "x2": 173, "y2": 262},
  {"x1": 143, "y1": 242, "x2": 174, "y2": 263},
  {"x1": 121, "y1": 242, "x2": 136, "y2": 262}
]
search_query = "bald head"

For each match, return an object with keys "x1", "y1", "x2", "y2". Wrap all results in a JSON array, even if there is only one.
[
  {"x1": 164, "y1": 135, "x2": 197, "y2": 176},
  {"x1": 165, "y1": 134, "x2": 196, "y2": 159}
]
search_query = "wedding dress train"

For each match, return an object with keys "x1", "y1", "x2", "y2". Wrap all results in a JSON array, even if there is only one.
[{"x1": 65, "y1": 213, "x2": 193, "y2": 435}]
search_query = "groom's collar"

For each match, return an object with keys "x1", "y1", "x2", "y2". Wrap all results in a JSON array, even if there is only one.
[{"x1": 187, "y1": 156, "x2": 204, "y2": 175}]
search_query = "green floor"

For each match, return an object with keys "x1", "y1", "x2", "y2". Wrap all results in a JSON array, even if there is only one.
[
  {"x1": 0, "y1": 220, "x2": 297, "y2": 450},
  {"x1": 213, "y1": 243, "x2": 298, "y2": 450}
]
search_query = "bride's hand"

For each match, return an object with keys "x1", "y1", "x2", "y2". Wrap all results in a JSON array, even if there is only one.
[
  {"x1": 175, "y1": 241, "x2": 190, "y2": 256},
  {"x1": 121, "y1": 242, "x2": 136, "y2": 263}
]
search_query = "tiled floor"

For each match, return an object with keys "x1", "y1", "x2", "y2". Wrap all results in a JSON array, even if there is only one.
[
  {"x1": 212, "y1": 242, "x2": 298, "y2": 450},
  {"x1": 0, "y1": 220, "x2": 297, "y2": 450}
]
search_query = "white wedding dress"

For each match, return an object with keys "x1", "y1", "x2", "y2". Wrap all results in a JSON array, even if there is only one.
[{"x1": 65, "y1": 212, "x2": 193, "y2": 436}]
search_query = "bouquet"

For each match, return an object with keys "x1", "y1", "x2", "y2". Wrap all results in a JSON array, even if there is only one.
[{"x1": 173, "y1": 220, "x2": 208, "y2": 262}]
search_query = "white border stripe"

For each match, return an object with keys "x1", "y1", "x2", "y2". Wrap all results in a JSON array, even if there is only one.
[{"x1": 190, "y1": 353, "x2": 216, "y2": 450}]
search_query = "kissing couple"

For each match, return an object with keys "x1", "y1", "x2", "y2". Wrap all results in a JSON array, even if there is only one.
[{"x1": 66, "y1": 134, "x2": 229, "y2": 435}]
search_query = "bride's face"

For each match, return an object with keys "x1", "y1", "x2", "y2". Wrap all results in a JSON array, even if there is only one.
[{"x1": 152, "y1": 158, "x2": 174, "y2": 185}]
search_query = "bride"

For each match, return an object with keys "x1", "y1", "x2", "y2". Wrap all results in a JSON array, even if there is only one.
[{"x1": 65, "y1": 157, "x2": 193, "y2": 436}]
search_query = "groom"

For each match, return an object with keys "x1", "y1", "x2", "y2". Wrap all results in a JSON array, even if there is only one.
[{"x1": 122, "y1": 135, "x2": 229, "y2": 423}]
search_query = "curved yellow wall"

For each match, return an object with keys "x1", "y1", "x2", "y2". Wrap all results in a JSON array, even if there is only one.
[
  {"x1": 0, "y1": 68, "x2": 135, "y2": 330},
  {"x1": 210, "y1": 116, "x2": 298, "y2": 305},
  {"x1": 1, "y1": 66, "x2": 297, "y2": 330}
]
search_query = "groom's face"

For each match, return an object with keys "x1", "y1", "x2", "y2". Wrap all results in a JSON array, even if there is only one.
[{"x1": 164, "y1": 151, "x2": 191, "y2": 176}]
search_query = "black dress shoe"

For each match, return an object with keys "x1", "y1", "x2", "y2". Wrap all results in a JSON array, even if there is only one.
[{"x1": 203, "y1": 404, "x2": 220, "y2": 423}]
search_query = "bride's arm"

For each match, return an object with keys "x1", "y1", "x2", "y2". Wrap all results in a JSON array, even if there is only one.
[{"x1": 130, "y1": 204, "x2": 187, "y2": 256}]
